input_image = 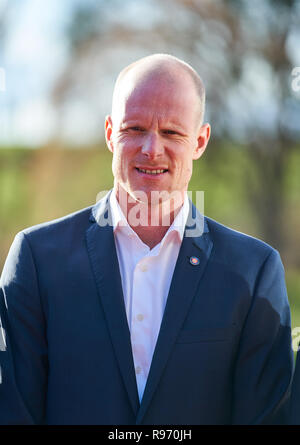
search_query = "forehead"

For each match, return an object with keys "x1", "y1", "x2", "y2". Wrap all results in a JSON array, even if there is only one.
[{"x1": 113, "y1": 70, "x2": 199, "y2": 126}]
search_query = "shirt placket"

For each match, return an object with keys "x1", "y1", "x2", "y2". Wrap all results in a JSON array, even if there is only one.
[{"x1": 131, "y1": 254, "x2": 154, "y2": 401}]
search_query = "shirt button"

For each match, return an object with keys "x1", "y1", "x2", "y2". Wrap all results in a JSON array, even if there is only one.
[
  {"x1": 137, "y1": 314, "x2": 144, "y2": 321},
  {"x1": 136, "y1": 366, "x2": 141, "y2": 374}
]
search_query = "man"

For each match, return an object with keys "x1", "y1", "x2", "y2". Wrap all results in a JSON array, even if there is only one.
[{"x1": 0, "y1": 54, "x2": 293, "y2": 424}]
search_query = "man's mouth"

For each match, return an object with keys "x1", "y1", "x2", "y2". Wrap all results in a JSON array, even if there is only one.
[{"x1": 136, "y1": 168, "x2": 168, "y2": 175}]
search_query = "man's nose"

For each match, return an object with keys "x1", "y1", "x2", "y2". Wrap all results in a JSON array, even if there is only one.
[{"x1": 141, "y1": 132, "x2": 164, "y2": 159}]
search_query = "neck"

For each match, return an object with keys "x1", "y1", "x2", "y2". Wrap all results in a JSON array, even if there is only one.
[{"x1": 114, "y1": 185, "x2": 185, "y2": 249}]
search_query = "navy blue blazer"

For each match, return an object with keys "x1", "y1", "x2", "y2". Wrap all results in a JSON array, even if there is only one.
[{"x1": 0, "y1": 192, "x2": 293, "y2": 424}]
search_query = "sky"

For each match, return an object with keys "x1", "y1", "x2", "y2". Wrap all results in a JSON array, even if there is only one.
[
  {"x1": 0, "y1": 0, "x2": 74, "y2": 146},
  {"x1": 0, "y1": 0, "x2": 163, "y2": 146}
]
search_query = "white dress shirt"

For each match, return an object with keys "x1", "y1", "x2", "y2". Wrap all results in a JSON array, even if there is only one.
[{"x1": 109, "y1": 190, "x2": 189, "y2": 402}]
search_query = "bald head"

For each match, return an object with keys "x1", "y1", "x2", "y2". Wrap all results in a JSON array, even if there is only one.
[{"x1": 111, "y1": 54, "x2": 206, "y2": 127}]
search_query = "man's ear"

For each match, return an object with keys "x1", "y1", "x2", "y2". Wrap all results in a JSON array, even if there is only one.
[
  {"x1": 105, "y1": 115, "x2": 114, "y2": 153},
  {"x1": 193, "y1": 123, "x2": 211, "y2": 160}
]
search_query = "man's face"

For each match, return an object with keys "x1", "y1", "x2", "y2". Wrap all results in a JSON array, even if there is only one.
[{"x1": 105, "y1": 68, "x2": 210, "y2": 205}]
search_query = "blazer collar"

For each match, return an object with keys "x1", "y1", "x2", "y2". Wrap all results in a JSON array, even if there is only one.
[{"x1": 87, "y1": 190, "x2": 140, "y2": 416}]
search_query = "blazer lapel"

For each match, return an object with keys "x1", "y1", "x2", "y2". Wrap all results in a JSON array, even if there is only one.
[
  {"x1": 85, "y1": 192, "x2": 140, "y2": 416},
  {"x1": 136, "y1": 202, "x2": 213, "y2": 424}
]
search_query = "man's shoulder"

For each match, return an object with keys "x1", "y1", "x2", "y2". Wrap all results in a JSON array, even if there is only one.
[
  {"x1": 21, "y1": 204, "x2": 94, "y2": 241},
  {"x1": 1, "y1": 205, "x2": 97, "y2": 284},
  {"x1": 204, "y1": 215, "x2": 278, "y2": 263}
]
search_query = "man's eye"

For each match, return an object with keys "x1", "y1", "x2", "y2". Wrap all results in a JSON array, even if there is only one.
[
  {"x1": 163, "y1": 130, "x2": 177, "y2": 135},
  {"x1": 130, "y1": 127, "x2": 145, "y2": 132}
]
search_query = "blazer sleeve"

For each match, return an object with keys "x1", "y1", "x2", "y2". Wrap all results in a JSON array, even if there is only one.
[
  {"x1": 0, "y1": 232, "x2": 48, "y2": 424},
  {"x1": 231, "y1": 248, "x2": 293, "y2": 425}
]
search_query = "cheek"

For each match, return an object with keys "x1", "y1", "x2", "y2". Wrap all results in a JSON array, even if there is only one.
[
  {"x1": 174, "y1": 154, "x2": 193, "y2": 187},
  {"x1": 176, "y1": 152, "x2": 193, "y2": 174},
  {"x1": 111, "y1": 150, "x2": 123, "y2": 177},
  {"x1": 114, "y1": 137, "x2": 137, "y2": 160},
  {"x1": 111, "y1": 145, "x2": 134, "y2": 181},
  {"x1": 183, "y1": 165, "x2": 193, "y2": 184},
  {"x1": 186, "y1": 157, "x2": 194, "y2": 176}
]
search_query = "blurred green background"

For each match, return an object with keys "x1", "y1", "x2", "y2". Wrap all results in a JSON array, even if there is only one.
[
  {"x1": 0, "y1": 0, "x2": 299, "y2": 334},
  {"x1": 0, "y1": 143, "x2": 299, "y2": 331}
]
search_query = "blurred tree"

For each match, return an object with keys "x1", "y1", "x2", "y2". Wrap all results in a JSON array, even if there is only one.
[
  {"x1": 51, "y1": 0, "x2": 300, "y2": 255},
  {"x1": 0, "y1": 1, "x2": 8, "y2": 48},
  {"x1": 170, "y1": 0, "x2": 300, "y2": 255}
]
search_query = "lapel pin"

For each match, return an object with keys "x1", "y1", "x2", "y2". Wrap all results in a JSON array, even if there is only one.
[{"x1": 190, "y1": 256, "x2": 200, "y2": 266}]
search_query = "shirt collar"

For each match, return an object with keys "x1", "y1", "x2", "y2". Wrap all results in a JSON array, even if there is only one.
[
  {"x1": 110, "y1": 188, "x2": 130, "y2": 233},
  {"x1": 109, "y1": 189, "x2": 189, "y2": 243}
]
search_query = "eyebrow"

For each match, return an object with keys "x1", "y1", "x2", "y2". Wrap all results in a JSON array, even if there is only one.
[{"x1": 120, "y1": 119, "x2": 187, "y2": 135}]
